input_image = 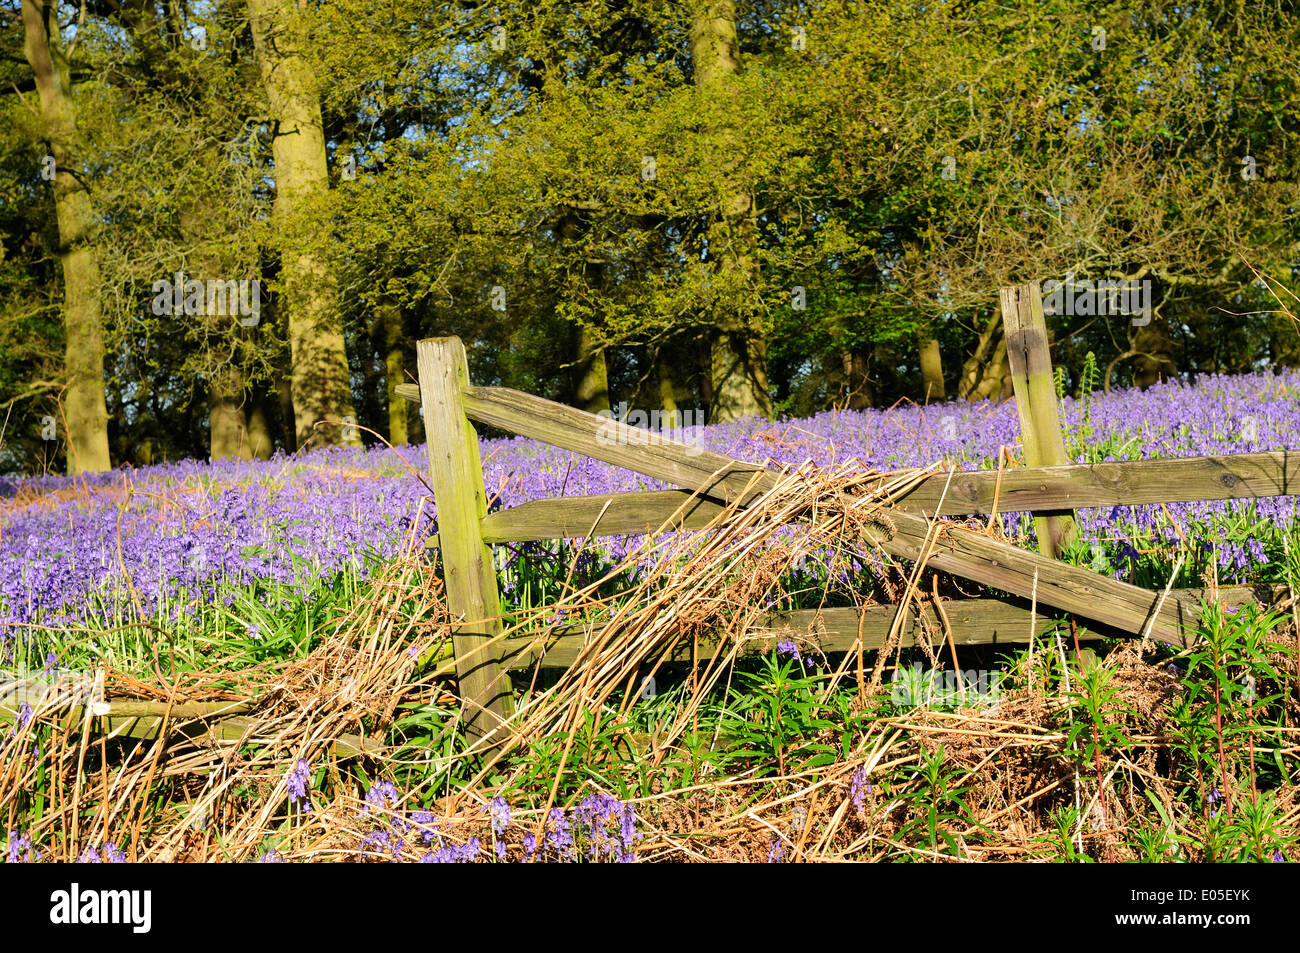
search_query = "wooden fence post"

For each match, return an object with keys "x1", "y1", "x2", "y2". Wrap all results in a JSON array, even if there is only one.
[
  {"x1": 1000, "y1": 282, "x2": 1078, "y2": 558},
  {"x1": 417, "y1": 337, "x2": 515, "y2": 742}
]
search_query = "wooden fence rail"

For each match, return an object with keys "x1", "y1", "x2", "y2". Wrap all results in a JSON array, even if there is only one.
[
  {"x1": 456, "y1": 452, "x2": 1300, "y2": 542},
  {"x1": 400, "y1": 306, "x2": 1295, "y2": 731},
  {"x1": 395, "y1": 385, "x2": 1298, "y2": 515},
  {"x1": 408, "y1": 367, "x2": 1266, "y2": 639},
  {"x1": 490, "y1": 587, "x2": 1270, "y2": 671}
]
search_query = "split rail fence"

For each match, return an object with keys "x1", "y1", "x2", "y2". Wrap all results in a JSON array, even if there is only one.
[
  {"x1": 4, "y1": 282, "x2": 1294, "y2": 750},
  {"x1": 394, "y1": 281, "x2": 1297, "y2": 738}
]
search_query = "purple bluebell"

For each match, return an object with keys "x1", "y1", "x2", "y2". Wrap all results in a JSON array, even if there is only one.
[
  {"x1": 767, "y1": 835, "x2": 785, "y2": 863},
  {"x1": 363, "y1": 780, "x2": 400, "y2": 814},
  {"x1": 411, "y1": 810, "x2": 439, "y2": 846},
  {"x1": 485, "y1": 796, "x2": 511, "y2": 836},
  {"x1": 286, "y1": 759, "x2": 312, "y2": 812},
  {"x1": 5, "y1": 831, "x2": 37, "y2": 863},
  {"x1": 849, "y1": 766, "x2": 868, "y2": 814}
]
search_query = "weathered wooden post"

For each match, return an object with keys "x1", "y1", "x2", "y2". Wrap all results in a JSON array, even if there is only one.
[
  {"x1": 417, "y1": 337, "x2": 515, "y2": 741},
  {"x1": 1000, "y1": 282, "x2": 1078, "y2": 558}
]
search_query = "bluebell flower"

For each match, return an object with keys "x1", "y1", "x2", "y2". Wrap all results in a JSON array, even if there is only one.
[
  {"x1": 5, "y1": 831, "x2": 37, "y2": 863},
  {"x1": 363, "y1": 780, "x2": 399, "y2": 814},
  {"x1": 412, "y1": 810, "x2": 439, "y2": 846},
  {"x1": 286, "y1": 759, "x2": 312, "y2": 812},
  {"x1": 767, "y1": 835, "x2": 785, "y2": 863},
  {"x1": 486, "y1": 796, "x2": 511, "y2": 836},
  {"x1": 545, "y1": 808, "x2": 573, "y2": 859},
  {"x1": 849, "y1": 766, "x2": 868, "y2": 814},
  {"x1": 7, "y1": 701, "x2": 33, "y2": 742},
  {"x1": 776, "y1": 639, "x2": 801, "y2": 662},
  {"x1": 360, "y1": 828, "x2": 405, "y2": 861},
  {"x1": 416, "y1": 825, "x2": 480, "y2": 863}
]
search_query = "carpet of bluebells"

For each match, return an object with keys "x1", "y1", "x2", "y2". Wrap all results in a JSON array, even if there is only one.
[{"x1": 2, "y1": 370, "x2": 1299, "y2": 642}]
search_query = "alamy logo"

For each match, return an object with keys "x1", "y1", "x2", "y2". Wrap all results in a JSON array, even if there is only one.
[
  {"x1": 151, "y1": 273, "x2": 262, "y2": 327},
  {"x1": 891, "y1": 663, "x2": 1001, "y2": 708},
  {"x1": 596, "y1": 402, "x2": 705, "y2": 457},
  {"x1": 49, "y1": 883, "x2": 151, "y2": 933},
  {"x1": 1042, "y1": 276, "x2": 1152, "y2": 326},
  {"x1": 1, "y1": 668, "x2": 104, "y2": 713}
]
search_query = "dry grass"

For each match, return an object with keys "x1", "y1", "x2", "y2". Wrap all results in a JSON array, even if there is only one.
[{"x1": 3, "y1": 461, "x2": 1296, "y2": 862}]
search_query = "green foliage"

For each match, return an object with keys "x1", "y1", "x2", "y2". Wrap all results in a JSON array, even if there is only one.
[
  {"x1": 1061, "y1": 661, "x2": 1135, "y2": 770},
  {"x1": 892, "y1": 745, "x2": 980, "y2": 860},
  {"x1": 721, "y1": 649, "x2": 845, "y2": 777}
]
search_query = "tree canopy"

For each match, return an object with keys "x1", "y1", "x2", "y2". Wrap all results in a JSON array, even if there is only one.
[{"x1": 2, "y1": 0, "x2": 1297, "y2": 471}]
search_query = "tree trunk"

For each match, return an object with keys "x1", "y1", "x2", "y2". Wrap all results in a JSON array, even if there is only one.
[
  {"x1": 959, "y1": 306, "x2": 1012, "y2": 401},
  {"x1": 208, "y1": 365, "x2": 251, "y2": 460},
  {"x1": 373, "y1": 300, "x2": 409, "y2": 445},
  {"x1": 574, "y1": 324, "x2": 610, "y2": 414},
  {"x1": 918, "y1": 331, "x2": 946, "y2": 401},
  {"x1": 276, "y1": 354, "x2": 296, "y2": 452},
  {"x1": 657, "y1": 343, "x2": 684, "y2": 414},
  {"x1": 555, "y1": 207, "x2": 611, "y2": 415},
  {"x1": 246, "y1": 394, "x2": 274, "y2": 459},
  {"x1": 248, "y1": 0, "x2": 356, "y2": 450},
  {"x1": 697, "y1": 332, "x2": 714, "y2": 411},
  {"x1": 840, "y1": 350, "x2": 872, "y2": 409},
  {"x1": 1127, "y1": 313, "x2": 1177, "y2": 388},
  {"x1": 178, "y1": 201, "x2": 251, "y2": 461},
  {"x1": 21, "y1": 0, "x2": 110, "y2": 474},
  {"x1": 710, "y1": 331, "x2": 769, "y2": 421},
  {"x1": 692, "y1": 1, "x2": 770, "y2": 422},
  {"x1": 970, "y1": 336, "x2": 1013, "y2": 401}
]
